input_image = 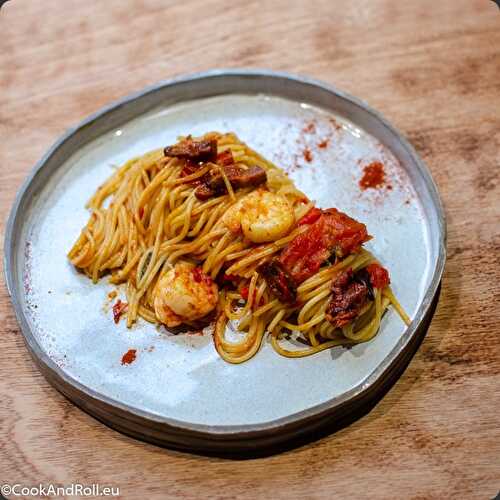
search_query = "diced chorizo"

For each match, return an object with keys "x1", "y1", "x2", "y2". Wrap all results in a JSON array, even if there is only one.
[
  {"x1": 164, "y1": 138, "x2": 218, "y2": 162},
  {"x1": 194, "y1": 164, "x2": 267, "y2": 200}
]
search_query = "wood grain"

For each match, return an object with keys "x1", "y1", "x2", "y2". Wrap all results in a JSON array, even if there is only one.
[{"x1": 1, "y1": 0, "x2": 499, "y2": 498}]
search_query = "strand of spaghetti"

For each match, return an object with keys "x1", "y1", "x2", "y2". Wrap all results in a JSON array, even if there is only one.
[
  {"x1": 225, "y1": 247, "x2": 252, "y2": 261},
  {"x1": 191, "y1": 194, "x2": 229, "y2": 216},
  {"x1": 297, "y1": 288, "x2": 331, "y2": 324},
  {"x1": 135, "y1": 254, "x2": 169, "y2": 304},
  {"x1": 307, "y1": 326, "x2": 320, "y2": 347},
  {"x1": 137, "y1": 206, "x2": 165, "y2": 290},
  {"x1": 80, "y1": 228, "x2": 96, "y2": 265},
  {"x1": 140, "y1": 166, "x2": 151, "y2": 188},
  {"x1": 279, "y1": 311, "x2": 326, "y2": 332},
  {"x1": 253, "y1": 299, "x2": 279, "y2": 317},
  {"x1": 224, "y1": 299, "x2": 246, "y2": 322},
  {"x1": 218, "y1": 326, "x2": 257, "y2": 353},
  {"x1": 271, "y1": 330, "x2": 354, "y2": 358},
  {"x1": 225, "y1": 225, "x2": 308, "y2": 275},
  {"x1": 126, "y1": 214, "x2": 138, "y2": 253},
  {"x1": 91, "y1": 176, "x2": 135, "y2": 281},
  {"x1": 218, "y1": 165, "x2": 236, "y2": 201},
  {"x1": 215, "y1": 302, "x2": 260, "y2": 352},
  {"x1": 136, "y1": 248, "x2": 152, "y2": 288},
  {"x1": 187, "y1": 210, "x2": 208, "y2": 237},
  {"x1": 87, "y1": 156, "x2": 140, "y2": 209},
  {"x1": 126, "y1": 280, "x2": 138, "y2": 327},
  {"x1": 214, "y1": 315, "x2": 265, "y2": 363},
  {"x1": 165, "y1": 195, "x2": 196, "y2": 247},
  {"x1": 90, "y1": 208, "x2": 118, "y2": 282},
  {"x1": 383, "y1": 287, "x2": 411, "y2": 325},
  {"x1": 146, "y1": 188, "x2": 170, "y2": 245},
  {"x1": 70, "y1": 215, "x2": 100, "y2": 264},
  {"x1": 136, "y1": 157, "x2": 177, "y2": 212},
  {"x1": 196, "y1": 201, "x2": 230, "y2": 239},
  {"x1": 138, "y1": 305, "x2": 158, "y2": 323},
  {"x1": 165, "y1": 229, "x2": 226, "y2": 263},
  {"x1": 168, "y1": 163, "x2": 212, "y2": 186},
  {"x1": 118, "y1": 205, "x2": 128, "y2": 245},
  {"x1": 109, "y1": 251, "x2": 141, "y2": 284},
  {"x1": 298, "y1": 280, "x2": 333, "y2": 304},
  {"x1": 267, "y1": 309, "x2": 286, "y2": 332},
  {"x1": 71, "y1": 242, "x2": 91, "y2": 267},
  {"x1": 351, "y1": 254, "x2": 375, "y2": 272},
  {"x1": 137, "y1": 162, "x2": 180, "y2": 232},
  {"x1": 202, "y1": 232, "x2": 232, "y2": 274},
  {"x1": 103, "y1": 244, "x2": 128, "y2": 269},
  {"x1": 132, "y1": 168, "x2": 146, "y2": 213},
  {"x1": 164, "y1": 189, "x2": 197, "y2": 234},
  {"x1": 209, "y1": 241, "x2": 247, "y2": 279},
  {"x1": 168, "y1": 183, "x2": 190, "y2": 214},
  {"x1": 254, "y1": 280, "x2": 267, "y2": 309}
]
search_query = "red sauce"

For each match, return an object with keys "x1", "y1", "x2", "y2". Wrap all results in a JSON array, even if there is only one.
[
  {"x1": 113, "y1": 300, "x2": 128, "y2": 324},
  {"x1": 366, "y1": 263, "x2": 390, "y2": 288},
  {"x1": 303, "y1": 148, "x2": 313, "y2": 162},
  {"x1": 121, "y1": 349, "x2": 137, "y2": 365},
  {"x1": 193, "y1": 267, "x2": 202, "y2": 282},
  {"x1": 359, "y1": 161, "x2": 386, "y2": 190},
  {"x1": 317, "y1": 139, "x2": 329, "y2": 149},
  {"x1": 192, "y1": 267, "x2": 213, "y2": 286},
  {"x1": 303, "y1": 122, "x2": 316, "y2": 133}
]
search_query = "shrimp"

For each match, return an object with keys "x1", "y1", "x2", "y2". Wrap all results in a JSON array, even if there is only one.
[
  {"x1": 153, "y1": 262, "x2": 218, "y2": 327},
  {"x1": 221, "y1": 189, "x2": 295, "y2": 243}
]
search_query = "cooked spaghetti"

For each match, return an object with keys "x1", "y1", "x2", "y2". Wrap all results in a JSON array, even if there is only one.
[{"x1": 68, "y1": 132, "x2": 410, "y2": 363}]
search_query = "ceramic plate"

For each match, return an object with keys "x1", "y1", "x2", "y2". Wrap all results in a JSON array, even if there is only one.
[{"x1": 4, "y1": 70, "x2": 445, "y2": 453}]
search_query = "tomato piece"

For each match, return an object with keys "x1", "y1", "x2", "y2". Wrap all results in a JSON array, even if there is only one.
[
  {"x1": 279, "y1": 208, "x2": 370, "y2": 284},
  {"x1": 366, "y1": 263, "x2": 390, "y2": 289},
  {"x1": 321, "y1": 208, "x2": 370, "y2": 256},
  {"x1": 298, "y1": 207, "x2": 322, "y2": 225}
]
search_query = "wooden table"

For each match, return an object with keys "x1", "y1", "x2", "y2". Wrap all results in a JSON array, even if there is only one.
[{"x1": 1, "y1": 1, "x2": 499, "y2": 498}]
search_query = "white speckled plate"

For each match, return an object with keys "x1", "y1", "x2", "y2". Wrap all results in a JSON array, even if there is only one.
[{"x1": 4, "y1": 70, "x2": 445, "y2": 453}]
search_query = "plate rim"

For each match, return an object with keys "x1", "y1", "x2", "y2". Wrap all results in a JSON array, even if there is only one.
[{"x1": 4, "y1": 68, "x2": 446, "y2": 440}]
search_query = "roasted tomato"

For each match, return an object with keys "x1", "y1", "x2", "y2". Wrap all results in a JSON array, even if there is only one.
[
  {"x1": 279, "y1": 208, "x2": 370, "y2": 284},
  {"x1": 297, "y1": 207, "x2": 322, "y2": 226},
  {"x1": 366, "y1": 263, "x2": 390, "y2": 289}
]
